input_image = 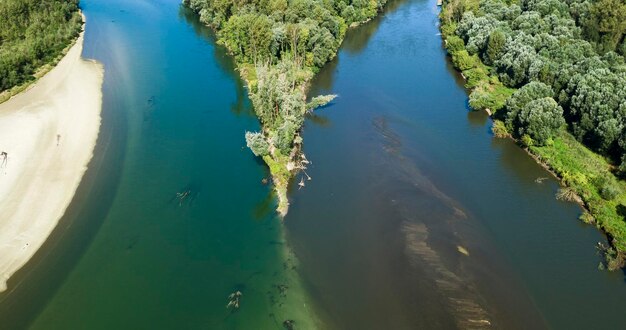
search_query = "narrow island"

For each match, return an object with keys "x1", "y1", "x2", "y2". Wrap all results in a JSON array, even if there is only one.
[
  {"x1": 0, "y1": 0, "x2": 104, "y2": 291},
  {"x1": 184, "y1": 0, "x2": 387, "y2": 216},
  {"x1": 439, "y1": 0, "x2": 626, "y2": 269}
]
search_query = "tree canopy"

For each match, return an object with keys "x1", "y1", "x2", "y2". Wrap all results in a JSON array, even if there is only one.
[
  {"x1": 185, "y1": 0, "x2": 386, "y2": 213},
  {"x1": 445, "y1": 0, "x2": 626, "y2": 161},
  {"x1": 0, "y1": 0, "x2": 82, "y2": 92}
]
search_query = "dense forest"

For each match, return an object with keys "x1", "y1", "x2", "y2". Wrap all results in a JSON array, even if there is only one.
[
  {"x1": 442, "y1": 0, "x2": 625, "y2": 154},
  {"x1": 0, "y1": 0, "x2": 83, "y2": 93},
  {"x1": 185, "y1": 0, "x2": 387, "y2": 213},
  {"x1": 441, "y1": 0, "x2": 626, "y2": 268}
]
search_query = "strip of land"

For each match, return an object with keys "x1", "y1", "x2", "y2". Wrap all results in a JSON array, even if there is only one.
[
  {"x1": 184, "y1": 0, "x2": 386, "y2": 216},
  {"x1": 0, "y1": 32, "x2": 104, "y2": 291}
]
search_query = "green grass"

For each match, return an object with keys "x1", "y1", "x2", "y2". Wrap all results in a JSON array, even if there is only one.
[
  {"x1": 263, "y1": 153, "x2": 292, "y2": 216},
  {"x1": 532, "y1": 131, "x2": 626, "y2": 259}
]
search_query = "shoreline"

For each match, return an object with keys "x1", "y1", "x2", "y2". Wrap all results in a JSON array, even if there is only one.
[
  {"x1": 0, "y1": 30, "x2": 104, "y2": 291},
  {"x1": 438, "y1": 1, "x2": 626, "y2": 268}
]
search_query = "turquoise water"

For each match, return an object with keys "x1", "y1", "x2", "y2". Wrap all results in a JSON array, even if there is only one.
[
  {"x1": 0, "y1": 0, "x2": 316, "y2": 328},
  {"x1": 1, "y1": 0, "x2": 626, "y2": 329}
]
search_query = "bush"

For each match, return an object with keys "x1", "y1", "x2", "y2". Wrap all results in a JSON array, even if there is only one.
[
  {"x1": 521, "y1": 134, "x2": 534, "y2": 147},
  {"x1": 579, "y1": 212, "x2": 595, "y2": 224},
  {"x1": 446, "y1": 35, "x2": 466, "y2": 53},
  {"x1": 452, "y1": 50, "x2": 476, "y2": 70},
  {"x1": 464, "y1": 67, "x2": 489, "y2": 88},
  {"x1": 504, "y1": 81, "x2": 554, "y2": 130},
  {"x1": 245, "y1": 131, "x2": 270, "y2": 156},
  {"x1": 491, "y1": 120, "x2": 509, "y2": 137},
  {"x1": 556, "y1": 187, "x2": 578, "y2": 202},
  {"x1": 600, "y1": 185, "x2": 619, "y2": 201},
  {"x1": 516, "y1": 97, "x2": 564, "y2": 145}
]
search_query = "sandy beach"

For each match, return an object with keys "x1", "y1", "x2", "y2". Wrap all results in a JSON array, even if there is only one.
[{"x1": 0, "y1": 32, "x2": 103, "y2": 292}]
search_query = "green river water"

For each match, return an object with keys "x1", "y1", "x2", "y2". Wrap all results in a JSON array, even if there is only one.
[{"x1": 0, "y1": 0, "x2": 625, "y2": 329}]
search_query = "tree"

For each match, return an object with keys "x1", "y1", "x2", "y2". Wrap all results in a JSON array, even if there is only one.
[
  {"x1": 505, "y1": 81, "x2": 554, "y2": 129},
  {"x1": 585, "y1": 0, "x2": 626, "y2": 53},
  {"x1": 568, "y1": 68, "x2": 626, "y2": 152},
  {"x1": 307, "y1": 94, "x2": 337, "y2": 111},
  {"x1": 486, "y1": 29, "x2": 507, "y2": 64},
  {"x1": 516, "y1": 97, "x2": 565, "y2": 144},
  {"x1": 246, "y1": 132, "x2": 270, "y2": 157},
  {"x1": 452, "y1": 49, "x2": 477, "y2": 70},
  {"x1": 0, "y1": 0, "x2": 82, "y2": 92}
]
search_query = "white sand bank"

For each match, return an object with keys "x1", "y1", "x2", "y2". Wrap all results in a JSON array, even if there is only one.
[{"x1": 0, "y1": 32, "x2": 103, "y2": 292}]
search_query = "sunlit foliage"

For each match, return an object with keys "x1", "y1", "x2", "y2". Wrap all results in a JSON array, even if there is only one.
[{"x1": 0, "y1": 0, "x2": 82, "y2": 92}]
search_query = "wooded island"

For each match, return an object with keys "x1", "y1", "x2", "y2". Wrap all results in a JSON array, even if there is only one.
[{"x1": 184, "y1": 0, "x2": 387, "y2": 215}]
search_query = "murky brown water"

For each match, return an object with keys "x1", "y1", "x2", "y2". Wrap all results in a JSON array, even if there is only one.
[{"x1": 285, "y1": 0, "x2": 626, "y2": 328}]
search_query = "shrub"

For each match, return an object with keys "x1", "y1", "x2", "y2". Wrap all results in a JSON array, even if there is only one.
[
  {"x1": 516, "y1": 97, "x2": 564, "y2": 145},
  {"x1": 452, "y1": 50, "x2": 476, "y2": 70},
  {"x1": 600, "y1": 185, "x2": 619, "y2": 201},
  {"x1": 245, "y1": 131, "x2": 270, "y2": 156},
  {"x1": 491, "y1": 120, "x2": 509, "y2": 137},
  {"x1": 446, "y1": 35, "x2": 466, "y2": 53},
  {"x1": 504, "y1": 81, "x2": 554, "y2": 130},
  {"x1": 556, "y1": 187, "x2": 578, "y2": 202},
  {"x1": 521, "y1": 134, "x2": 534, "y2": 147},
  {"x1": 579, "y1": 212, "x2": 595, "y2": 224}
]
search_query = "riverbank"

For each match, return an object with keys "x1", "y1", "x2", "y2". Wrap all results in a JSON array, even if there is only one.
[
  {"x1": 0, "y1": 31, "x2": 104, "y2": 291},
  {"x1": 439, "y1": 0, "x2": 626, "y2": 269}
]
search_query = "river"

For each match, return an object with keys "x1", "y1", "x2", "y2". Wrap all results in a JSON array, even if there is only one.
[{"x1": 1, "y1": 0, "x2": 625, "y2": 329}]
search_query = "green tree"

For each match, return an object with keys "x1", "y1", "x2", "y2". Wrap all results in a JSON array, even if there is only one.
[
  {"x1": 245, "y1": 132, "x2": 270, "y2": 156},
  {"x1": 584, "y1": 0, "x2": 626, "y2": 53},
  {"x1": 0, "y1": 0, "x2": 82, "y2": 92},
  {"x1": 516, "y1": 96, "x2": 565, "y2": 144},
  {"x1": 486, "y1": 29, "x2": 506, "y2": 64},
  {"x1": 568, "y1": 68, "x2": 626, "y2": 152},
  {"x1": 505, "y1": 81, "x2": 554, "y2": 129}
]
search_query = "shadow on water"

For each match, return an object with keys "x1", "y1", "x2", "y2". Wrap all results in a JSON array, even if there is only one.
[
  {"x1": 309, "y1": 0, "x2": 408, "y2": 93},
  {"x1": 466, "y1": 109, "x2": 489, "y2": 129},
  {"x1": 342, "y1": 0, "x2": 409, "y2": 55},
  {"x1": 0, "y1": 57, "x2": 128, "y2": 329},
  {"x1": 178, "y1": 5, "x2": 253, "y2": 117},
  {"x1": 309, "y1": 56, "x2": 339, "y2": 92},
  {"x1": 254, "y1": 191, "x2": 278, "y2": 220},
  {"x1": 306, "y1": 112, "x2": 332, "y2": 127}
]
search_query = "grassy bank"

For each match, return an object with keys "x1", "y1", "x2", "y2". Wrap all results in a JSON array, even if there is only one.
[
  {"x1": 440, "y1": 0, "x2": 626, "y2": 269},
  {"x1": 531, "y1": 131, "x2": 626, "y2": 269}
]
